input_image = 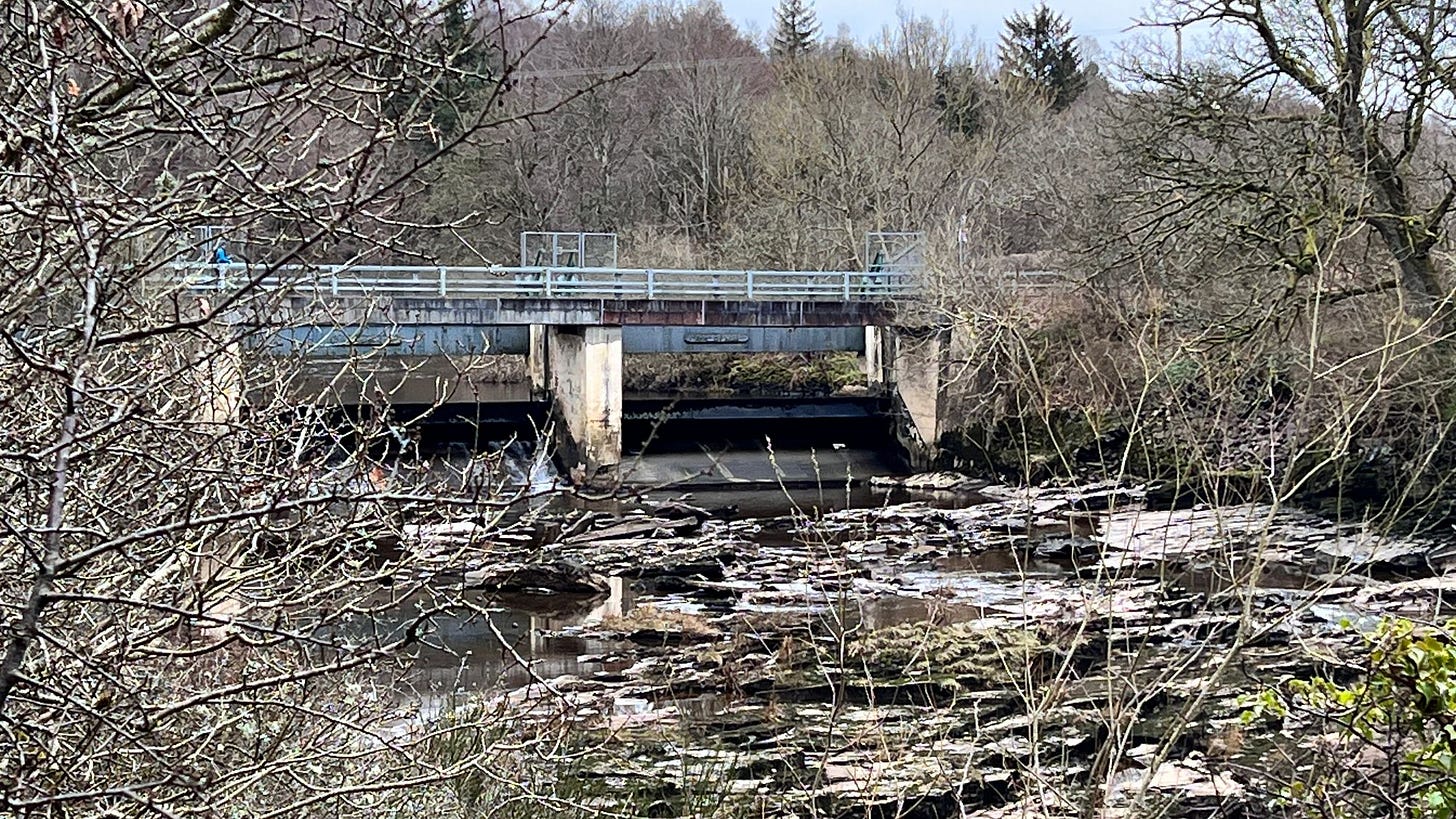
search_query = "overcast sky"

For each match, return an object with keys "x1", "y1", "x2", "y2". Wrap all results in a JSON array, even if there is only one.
[{"x1": 718, "y1": 0, "x2": 1156, "y2": 50}]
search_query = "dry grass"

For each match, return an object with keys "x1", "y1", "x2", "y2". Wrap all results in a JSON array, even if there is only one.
[{"x1": 601, "y1": 605, "x2": 718, "y2": 638}]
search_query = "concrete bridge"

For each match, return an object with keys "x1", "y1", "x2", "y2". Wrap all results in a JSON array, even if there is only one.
[{"x1": 188, "y1": 261, "x2": 956, "y2": 482}]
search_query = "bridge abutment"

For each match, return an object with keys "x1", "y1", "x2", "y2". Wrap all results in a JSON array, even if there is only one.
[{"x1": 547, "y1": 325, "x2": 622, "y2": 484}]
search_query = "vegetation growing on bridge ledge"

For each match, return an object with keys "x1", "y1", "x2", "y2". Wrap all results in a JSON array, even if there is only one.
[{"x1": 624, "y1": 352, "x2": 865, "y2": 395}]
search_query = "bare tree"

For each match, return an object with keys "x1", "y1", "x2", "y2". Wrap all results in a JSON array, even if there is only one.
[
  {"x1": 0, "y1": 0, "x2": 594, "y2": 814},
  {"x1": 1145, "y1": 0, "x2": 1456, "y2": 320},
  {"x1": 727, "y1": 17, "x2": 972, "y2": 269}
]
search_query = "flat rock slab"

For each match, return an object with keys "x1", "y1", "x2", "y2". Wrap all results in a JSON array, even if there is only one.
[{"x1": 460, "y1": 560, "x2": 610, "y2": 595}]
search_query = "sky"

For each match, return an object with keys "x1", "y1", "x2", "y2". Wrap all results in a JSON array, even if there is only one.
[{"x1": 719, "y1": 0, "x2": 1156, "y2": 54}]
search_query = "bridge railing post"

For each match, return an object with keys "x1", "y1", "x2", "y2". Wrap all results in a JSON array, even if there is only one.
[
  {"x1": 544, "y1": 266, "x2": 553, "y2": 298},
  {"x1": 329, "y1": 266, "x2": 339, "y2": 296},
  {"x1": 843, "y1": 271, "x2": 851, "y2": 300},
  {"x1": 646, "y1": 269, "x2": 655, "y2": 299},
  {"x1": 746, "y1": 270, "x2": 755, "y2": 299},
  {"x1": 438, "y1": 266, "x2": 447, "y2": 296}
]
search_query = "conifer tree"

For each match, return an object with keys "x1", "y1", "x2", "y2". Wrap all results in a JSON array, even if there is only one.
[
  {"x1": 771, "y1": 0, "x2": 820, "y2": 61},
  {"x1": 997, "y1": 4, "x2": 1088, "y2": 112}
]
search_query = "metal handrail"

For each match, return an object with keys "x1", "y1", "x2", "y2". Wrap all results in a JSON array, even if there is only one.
[{"x1": 171, "y1": 263, "x2": 919, "y2": 302}]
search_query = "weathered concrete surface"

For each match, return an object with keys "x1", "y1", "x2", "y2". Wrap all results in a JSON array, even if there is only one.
[
  {"x1": 865, "y1": 325, "x2": 891, "y2": 390},
  {"x1": 620, "y1": 447, "x2": 902, "y2": 487},
  {"x1": 891, "y1": 328, "x2": 949, "y2": 468},
  {"x1": 257, "y1": 324, "x2": 868, "y2": 357},
  {"x1": 528, "y1": 325, "x2": 548, "y2": 397},
  {"x1": 620, "y1": 325, "x2": 866, "y2": 354},
  {"x1": 273, "y1": 357, "x2": 532, "y2": 405},
  {"x1": 199, "y1": 341, "x2": 244, "y2": 425},
  {"x1": 192, "y1": 296, "x2": 244, "y2": 425},
  {"x1": 548, "y1": 325, "x2": 622, "y2": 481},
  {"x1": 272, "y1": 295, "x2": 895, "y2": 328},
  {"x1": 263, "y1": 324, "x2": 530, "y2": 356}
]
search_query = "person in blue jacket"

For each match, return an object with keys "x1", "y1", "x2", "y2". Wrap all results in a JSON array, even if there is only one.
[{"x1": 210, "y1": 243, "x2": 234, "y2": 288}]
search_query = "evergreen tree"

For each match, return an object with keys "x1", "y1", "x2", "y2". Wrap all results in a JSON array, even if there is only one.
[
  {"x1": 997, "y1": 4, "x2": 1088, "y2": 112},
  {"x1": 382, "y1": 0, "x2": 497, "y2": 148},
  {"x1": 434, "y1": 0, "x2": 497, "y2": 139},
  {"x1": 770, "y1": 0, "x2": 819, "y2": 61},
  {"x1": 934, "y1": 64, "x2": 988, "y2": 138}
]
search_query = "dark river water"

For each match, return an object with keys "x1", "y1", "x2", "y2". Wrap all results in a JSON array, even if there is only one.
[{"x1": 373, "y1": 469, "x2": 1034, "y2": 715}]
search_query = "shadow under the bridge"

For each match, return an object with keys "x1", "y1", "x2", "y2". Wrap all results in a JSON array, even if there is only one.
[
  {"x1": 264, "y1": 355, "x2": 908, "y2": 487},
  {"x1": 617, "y1": 395, "x2": 905, "y2": 487}
]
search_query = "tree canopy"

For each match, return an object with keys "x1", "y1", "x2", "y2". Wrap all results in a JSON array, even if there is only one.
[
  {"x1": 771, "y1": 0, "x2": 820, "y2": 61},
  {"x1": 997, "y1": 4, "x2": 1088, "y2": 112}
]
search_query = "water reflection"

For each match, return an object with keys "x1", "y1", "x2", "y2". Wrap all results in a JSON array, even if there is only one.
[
  {"x1": 370, "y1": 477, "x2": 1101, "y2": 716},
  {"x1": 403, "y1": 577, "x2": 638, "y2": 713}
]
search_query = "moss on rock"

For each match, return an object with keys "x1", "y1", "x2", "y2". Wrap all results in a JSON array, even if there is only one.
[{"x1": 850, "y1": 622, "x2": 1071, "y2": 686}]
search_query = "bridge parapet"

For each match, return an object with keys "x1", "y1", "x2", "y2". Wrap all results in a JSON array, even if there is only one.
[{"x1": 177, "y1": 263, "x2": 914, "y2": 303}]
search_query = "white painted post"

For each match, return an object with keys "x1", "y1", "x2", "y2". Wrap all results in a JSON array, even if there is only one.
[
  {"x1": 544, "y1": 267, "x2": 553, "y2": 298},
  {"x1": 843, "y1": 271, "x2": 851, "y2": 300},
  {"x1": 646, "y1": 269, "x2": 655, "y2": 299},
  {"x1": 330, "y1": 267, "x2": 339, "y2": 296},
  {"x1": 747, "y1": 270, "x2": 755, "y2": 299},
  {"x1": 438, "y1": 266, "x2": 447, "y2": 296}
]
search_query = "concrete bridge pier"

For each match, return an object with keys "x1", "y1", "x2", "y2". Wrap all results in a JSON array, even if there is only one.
[
  {"x1": 528, "y1": 324, "x2": 549, "y2": 398},
  {"x1": 865, "y1": 326, "x2": 892, "y2": 390},
  {"x1": 546, "y1": 325, "x2": 622, "y2": 484},
  {"x1": 200, "y1": 340, "x2": 245, "y2": 426},
  {"x1": 882, "y1": 327, "x2": 950, "y2": 469},
  {"x1": 193, "y1": 297, "x2": 244, "y2": 426}
]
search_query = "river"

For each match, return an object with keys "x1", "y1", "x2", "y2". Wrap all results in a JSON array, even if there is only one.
[{"x1": 335, "y1": 449, "x2": 1456, "y2": 817}]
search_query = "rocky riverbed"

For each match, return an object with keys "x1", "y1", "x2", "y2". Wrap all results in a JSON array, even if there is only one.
[{"x1": 381, "y1": 479, "x2": 1456, "y2": 818}]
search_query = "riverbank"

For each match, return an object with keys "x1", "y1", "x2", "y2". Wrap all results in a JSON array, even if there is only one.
[{"x1": 932, "y1": 407, "x2": 1456, "y2": 535}]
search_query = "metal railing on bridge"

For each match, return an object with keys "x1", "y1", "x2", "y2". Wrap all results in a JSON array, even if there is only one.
[{"x1": 173, "y1": 263, "x2": 917, "y2": 302}]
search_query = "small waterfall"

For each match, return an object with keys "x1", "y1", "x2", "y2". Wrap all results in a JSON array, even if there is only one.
[{"x1": 489, "y1": 438, "x2": 560, "y2": 493}]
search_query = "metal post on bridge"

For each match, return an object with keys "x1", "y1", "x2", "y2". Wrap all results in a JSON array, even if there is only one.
[
  {"x1": 746, "y1": 270, "x2": 755, "y2": 300},
  {"x1": 438, "y1": 266, "x2": 447, "y2": 296},
  {"x1": 864, "y1": 231, "x2": 925, "y2": 298},
  {"x1": 646, "y1": 269, "x2": 656, "y2": 299}
]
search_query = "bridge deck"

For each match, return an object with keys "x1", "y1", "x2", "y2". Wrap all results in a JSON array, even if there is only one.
[{"x1": 178, "y1": 263, "x2": 915, "y2": 302}]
